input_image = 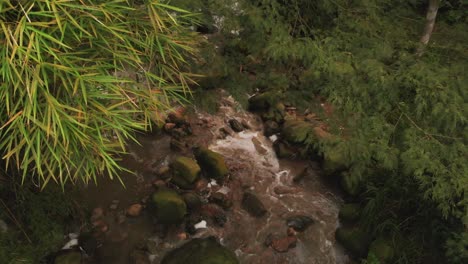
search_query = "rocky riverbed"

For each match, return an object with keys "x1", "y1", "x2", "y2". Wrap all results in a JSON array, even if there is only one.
[{"x1": 57, "y1": 92, "x2": 350, "y2": 264}]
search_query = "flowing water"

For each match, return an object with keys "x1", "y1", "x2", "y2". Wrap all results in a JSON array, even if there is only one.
[{"x1": 80, "y1": 95, "x2": 349, "y2": 264}]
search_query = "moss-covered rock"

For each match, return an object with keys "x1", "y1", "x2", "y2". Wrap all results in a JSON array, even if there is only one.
[
  {"x1": 194, "y1": 147, "x2": 228, "y2": 180},
  {"x1": 171, "y1": 157, "x2": 201, "y2": 189},
  {"x1": 151, "y1": 189, "x2": 187, "y2": 225},
  {"x1": 367, "y1": 238, "x2": 394, "y2": 263},
  {"x1": 262, "y1": 103, "x2": 286, "y2": 123},
  {"x1": 339, "y1": 203, "x2": 361, "y2": 223},
  {"x1": 161, "y1": 237, "x2": 239, "y2": 264},
  {"x1": 340, "y1": 172, "x2": 363, "y2": 196},
  {"x1": 281, "y1": 120, "x2": 316, "y2": 145},
  {"x1": 322, "y1": 149, "x2": 348, "y2": 176},
  {"x1": 248, "y1": 91, "x2": 282, "y2": 111},
  {"x1": 335, "y1": 226, "x2": 371, "y2": 257},
  {"x1": 182, "y1": 192, "x2": 202, "y2": 211},
  {"x1": 54, "y1": 250, "x2": 81, "y2": 264}
]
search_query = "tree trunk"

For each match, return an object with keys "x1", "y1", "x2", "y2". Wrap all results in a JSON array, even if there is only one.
[{"x1": 416, "y1": 0, "x2": 439, "y2": 56}]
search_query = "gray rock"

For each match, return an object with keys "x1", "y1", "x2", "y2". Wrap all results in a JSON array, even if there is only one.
[{"x1": 286, "y1": 215, "x2": 314, "y2": 232}]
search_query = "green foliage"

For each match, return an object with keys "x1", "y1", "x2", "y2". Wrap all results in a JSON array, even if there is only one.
[
  {"x1": 0, "y1": 0, "x2": 199, "y2": 186},
  {"x1": 0, "y1": 178, "x2": 79, "y2": 263}
]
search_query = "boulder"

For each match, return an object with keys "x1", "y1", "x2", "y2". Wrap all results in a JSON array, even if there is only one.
[
  {"x1": 151, "y1": 189, "x2": 187, "y2": 225},
  {"x1": 335, "y1": 226, "x2": 371, "y2": 257},
  {"x1": 242, "y1": 192, "x2": 267, "y2": 217},
  {"x1": 171, "y1": 157, "x2": 201, "y2": 189},
  {"x1": 54, "y1": 250, "x2": 81, "y2": 264},
  {"x1": 193, "y1": 147, "x2": 228, "y2": 180},
  {"x1": 286, "y1": 215, "x2": 314, "y2": 232},
  {"x1": 261, "y1": 103, "x2": 286, "y2": 123},
  {"x1": 161, "y1": 237, "x2": 239, "y2": 264},
  {"x1": 367, "y1": 238, "x2": 394, "y2": 263},
  {"x1": 339, "y1": 203, "x2": 361, "y2": 223},
  {"x1": 228, "y1": 119, "x2": 244, "y2": 132}
]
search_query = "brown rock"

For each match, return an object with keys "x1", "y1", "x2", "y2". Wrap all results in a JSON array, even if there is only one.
[
  {"x1": 177, "y1": 232, "x2": 188, "y2": 240},
  {"x1": 273, "y1": 186, "x2": 298, "y2": 195},
  {"x1": 164, "y1": 122, "x2": 176, "y2": 132},
  {"x1": 287, "y1": 227, "x2": 297, "y2": 237},
  {"x1": 271, "y1": 236, "x2": 297, "y2": 253},
  {"x1": 152, "y1": 179, "x2": 167, "y2": 189},
  {"x1": 126, "y1": 204, "x2": 143, "y2": 217},
  {"x1": 194, "y1": 178, "x2": 208, "y2": 193},
  {"x1": 92, "y1": 219, "x2": 108, "y2": 233}
]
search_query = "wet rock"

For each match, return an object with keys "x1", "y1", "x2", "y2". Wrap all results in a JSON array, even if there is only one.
[
  {"x1": 368, "y1": 238, "x2": 394, "y2": 263},
  {"x1": 151, "y1": 188, "x2": 187, "y2": 225},
  {"x1": 171, "y1": 157, "x2": 201, "y2": 189},
  {"x1": 209, "y1": 192, "x2": 232, "y2": 209},
  {"x1": 264, "y1": 120, "x2": 279, "y2": 137},
  {"x1": 229, "y1": 119, "x2": 244, "y2": 132},
  {"x1": 273, "y1": 140, "x2": 296, "y2": 159},
  {"x1": 339, "y1": 203, "x2": 361, "y2": 223},
  {"x1": 335, "y1": 226, "x2": 371, "y2": 257},
  {"x1": 219, "y1": 127, "x2": 234, "y2": 138},
  {"x1": 193, "y1": 147, "x2": 228, "y2": 180},
  {"x1": 78, "y1": 232, "x2": 98, "y2": 256},
  {"x1": 242, "y1": 192, "x2": 267, "y2": 218},
  {"x1": 127, "y1": 203, "x2": 143, "y2": 217},
  {"x1": 201, "y1": 204, "x2": 227, "y2": 227},
  {"x1": 286, "y1": 215, "x2": 314, "y2": 232},
  {"x1": 273, "y1": 186, "x2": 298, "y2": 195},
  {"x1": 170, "y1": 138, "x2": 186, "y2": 152},
  {"x1": 130, "y1": 249, "x2": 150, "y2": 264},
  {"x1": 161, "y1": 237, "x2": 239, "y2": 264},
  {"x1": 54, "y1": 250, "x2": 82, "y2": 264},
  {"x1": 292, "y1": 167, "x2": 308, "y2": 183},
  {"x1": 251, "y1": 137, "x2": 268, "y2": 155},
  {"x1": 182, "y1": 192, "x2": 202, "y2": 211},
  {"x1": 271, "y1": 235, "x2": 297, "y2": 253}
]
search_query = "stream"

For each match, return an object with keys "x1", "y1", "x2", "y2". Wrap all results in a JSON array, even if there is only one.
[{"x1": 79, "y1": 95, "x2": 349, "y2": 264}]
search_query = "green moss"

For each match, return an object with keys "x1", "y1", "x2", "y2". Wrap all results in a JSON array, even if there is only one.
[
  {"x1": 161, "y1": 237, "x2": 239, "y2": 264},
  {"x1": 248, "y1": 91, "x2": 283, "y2": 111},
  {"x1": 335, "y1": 226, "x2": 371, "y2": 257},
  {"x1": 281, "y1": 120, "x2": 316, "y2": 145},
  {"x1": 262, "y1": 102, "x2": 286, "y2": 123},
  {"x1": 194, "y1": 147, "x2": 228, "y2": 180},
  {"x1": 151, "y1": 189, "x2": 187, "y2": 225},
  {"x1": 340, "y1": 172, "x2": 363, "y2": 196},
  {"x1": 368, "y1": 238, "x2": 394, "y2": 263},
  {"x1": 54, "y1": 251, "x2": 81, "y2": 264},
  {"x1": 339, "y1": 203, "x2": 361, "y2": 223},
  {"x1": 322, "y1": 149, "x2": 348, "y2": 176},
  {"x1": 171, "y1": 157, "x2": 201, "y2": 189}
]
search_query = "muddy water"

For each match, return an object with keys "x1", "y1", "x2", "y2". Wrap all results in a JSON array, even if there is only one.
[{"x1": 81, "y1": 95, "x2": 349, "y2": 264}]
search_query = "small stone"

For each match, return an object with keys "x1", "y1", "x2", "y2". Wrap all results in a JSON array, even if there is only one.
[
  {"x1": 156, "y1": 166, "x2": 170, "y2": 177},
  {"x1": 92, "y1": 220, "x2": 108, "y2": 233},
  {"x1": 164, "y1": 122, "x2": 176, "y2": 132},
  {"x1": 127, "y1": 204, "x2": 143, "y2": 217},
  {"x1": 229, "y1": 119, "x2": 244, "y2": 132},
  {"x1": 194, "y1": 178, "x2": 209, "y2": 193},
  {"x1": 177, "y1": 232, "x2": 188, "y2": 240},
  {"x1": 271, "y1": 236, "x2": 297, "y2": 253},
  {"x1": 287, "y1": 227, "x2": 297, "y2": 237},
  {"x1": 109, "y1": 203, "x2": 118, "y2": 210}
]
